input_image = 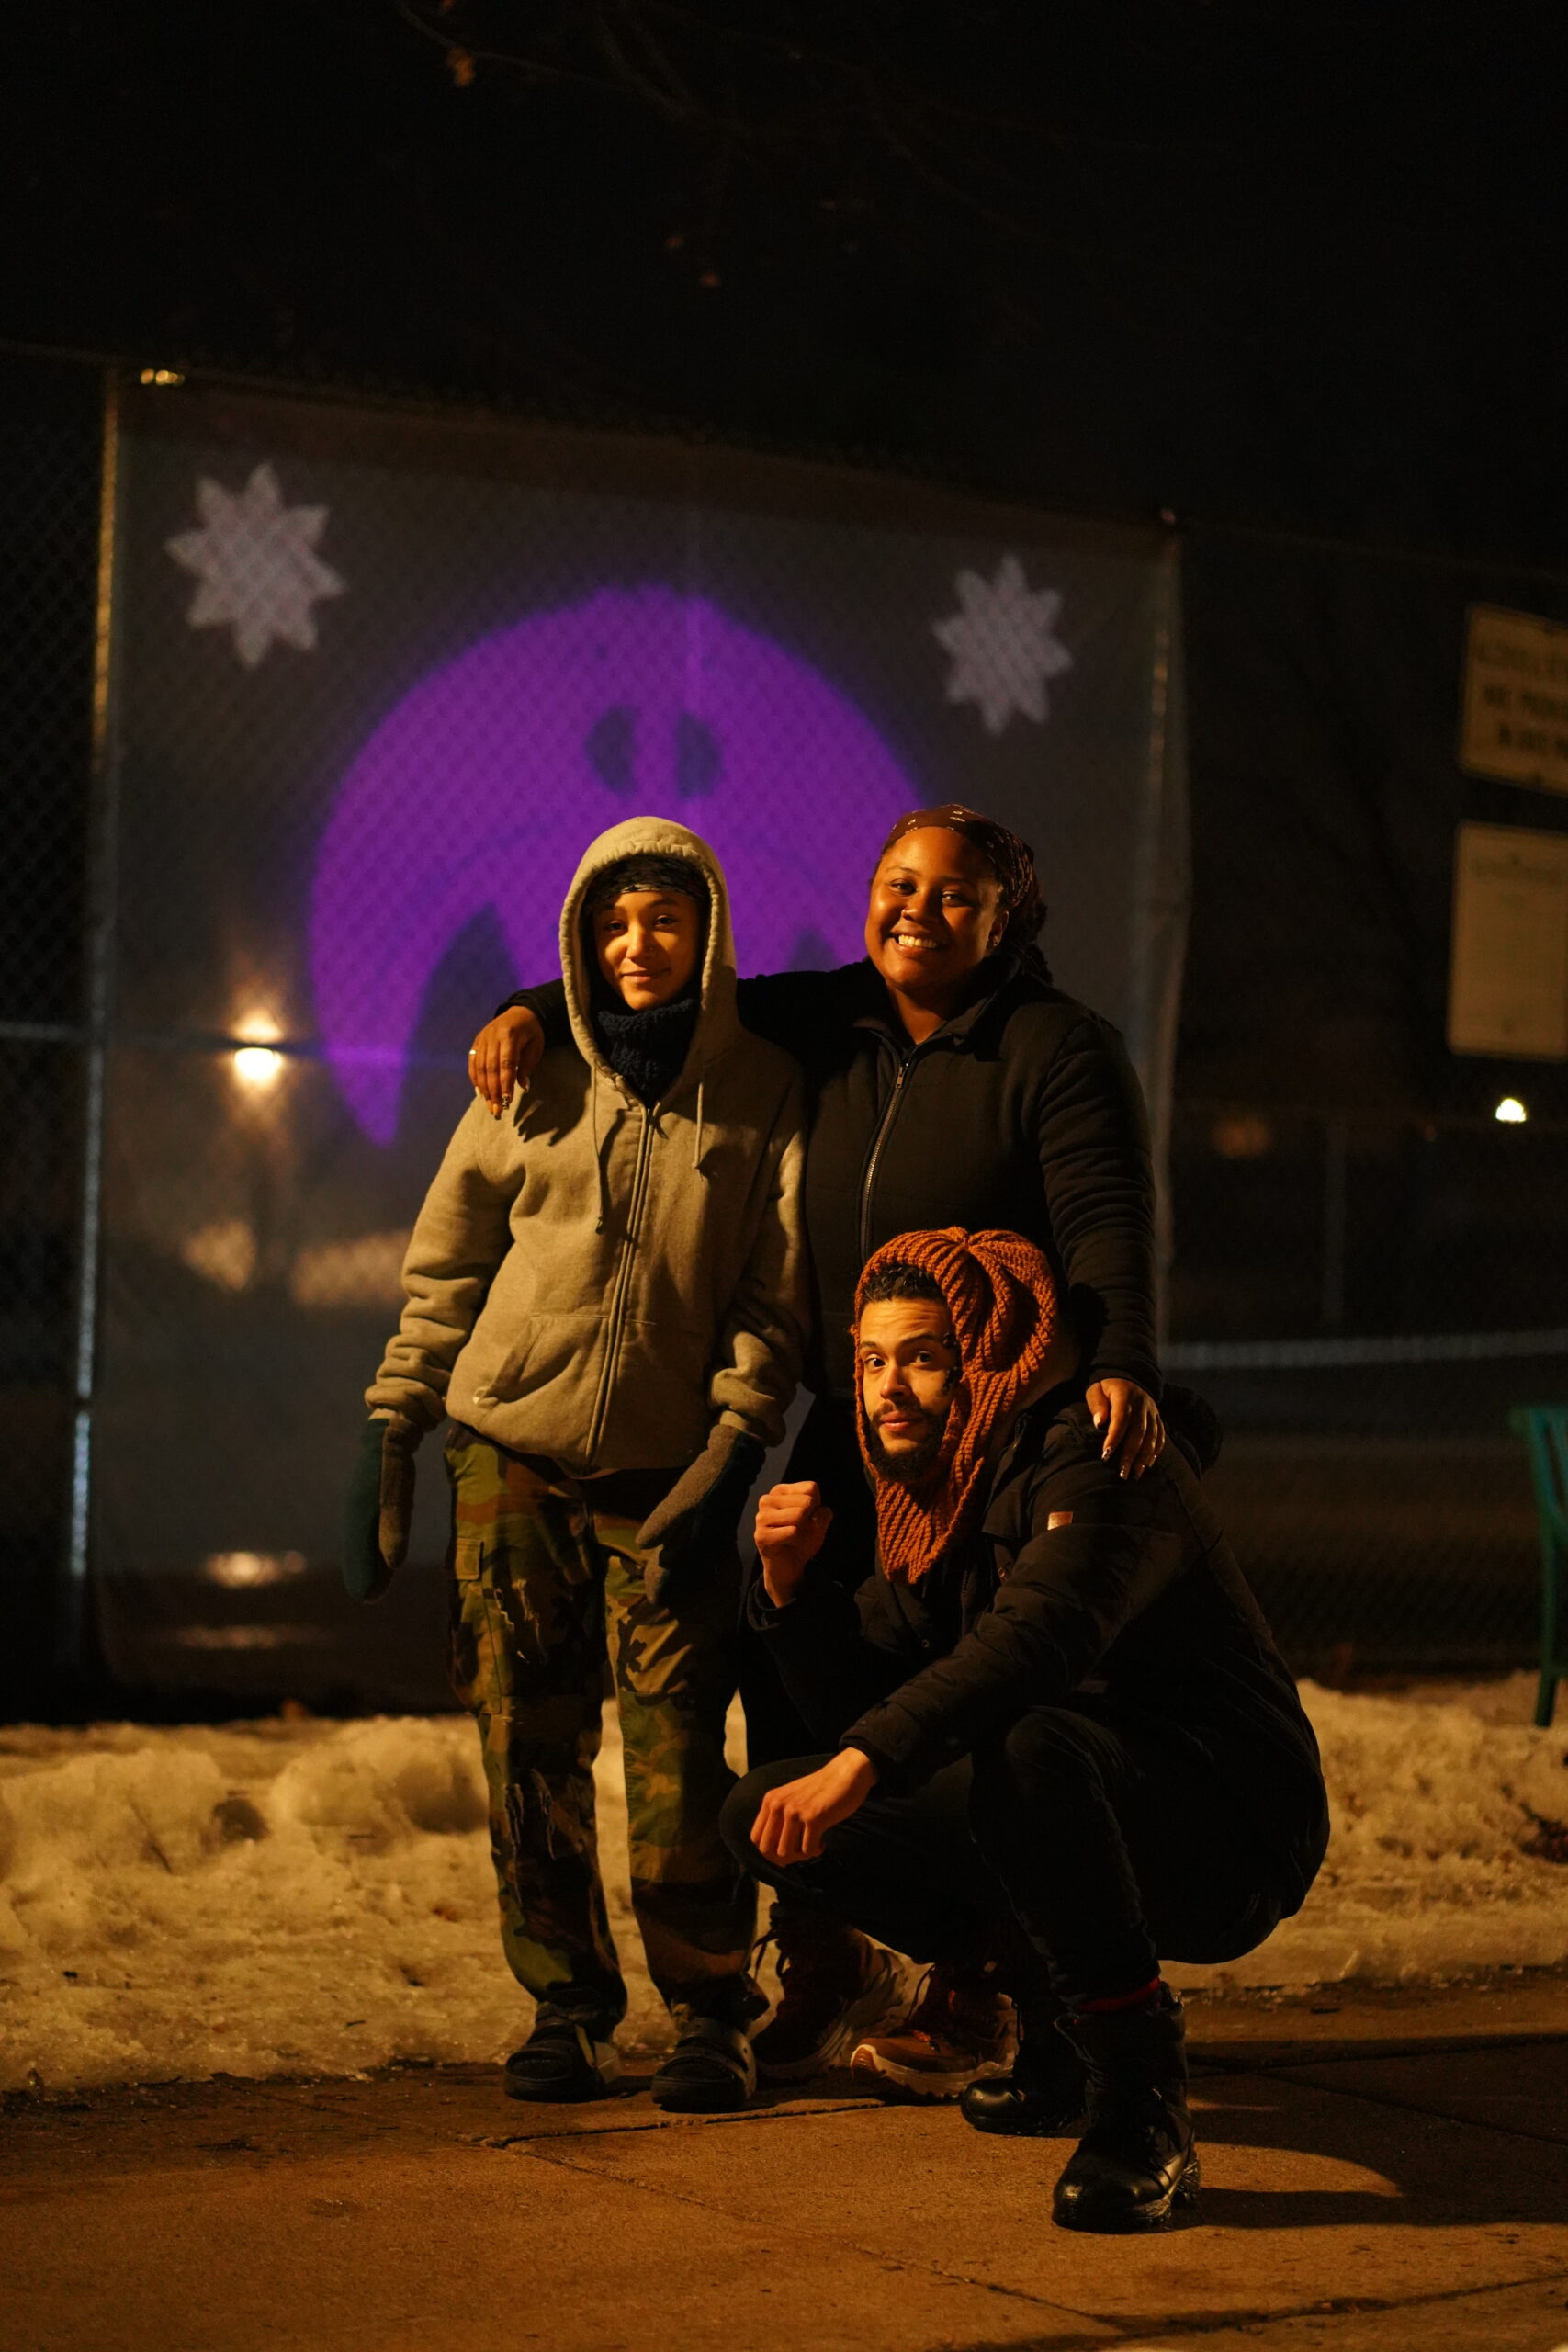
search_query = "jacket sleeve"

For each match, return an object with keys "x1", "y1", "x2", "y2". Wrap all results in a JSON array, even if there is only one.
[
  {"x1": 732, "y1": 963, "x2": 874, "y2": 1053},
  {"x1": 1036, "y1": 1016, "x2": 1160, "y2": 1399},
  {"x1": 840, "y1": 1442, "x2": 1187, "y2": 1791},
  {"x1": 365, "y1": 1102, "x2": 518, "y2": 1432},
  {"x1": 500, "y1": 963, "x2": 878, "y2": 1055},
  {"x1": 708, "y1": 1070, "x2": 810, "y2": 1449},
  {"x1": 496, "y1": 978, "x2": 571, "y2": 1045},
  {"x1": 745, "y1": 1572, "x2": 914, "y2": 1747}
]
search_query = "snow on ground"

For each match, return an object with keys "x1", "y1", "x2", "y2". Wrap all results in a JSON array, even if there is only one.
[
  {"x1": 1, "y1": 1679, "x2": 1565, "y2": 2092},
  {"x1": 1168, "y1": 1676, "x2": 1568, "y2": 1993}
]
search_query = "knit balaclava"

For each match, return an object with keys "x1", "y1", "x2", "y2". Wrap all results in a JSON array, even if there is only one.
[{"x1": 854, "y1": 1227, "x2": 1063, "y2": 1584}]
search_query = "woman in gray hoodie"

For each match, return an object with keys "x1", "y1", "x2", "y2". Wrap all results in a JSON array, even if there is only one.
[{"x1": 346, "y1": 818, "x2": 807, "y2": 2112}]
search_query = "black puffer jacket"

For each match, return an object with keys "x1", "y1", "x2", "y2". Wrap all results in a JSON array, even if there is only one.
[
  {"x1": 749, "y1": 1397, "x2": 1330, "y2": 1917},
  {"x1": 502, "y1": 952, "x2": 1158, "y2": 1401}
]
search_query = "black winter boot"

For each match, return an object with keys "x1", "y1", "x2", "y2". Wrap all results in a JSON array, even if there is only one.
[
  {"x1": 650, "y1": 2018, "x2": 757, "y2": 2112},
  {"x1": 504, "y1": 2006, "x2": 621, "y2": 2103},
  {"x1": 959, "y1": 2000, "x2": 1086, "y2": 2138},
  {"x1": 1051, "y1": 1985, "x2": 1199, "y2": 2233}
]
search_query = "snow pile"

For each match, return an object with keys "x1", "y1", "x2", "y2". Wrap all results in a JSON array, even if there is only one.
[
  {"x1": 1, "y1": 1680, "x2": 1565, "y2": 2091},
  {"x1": 0, "y1": 1711, "x2": 682, "y2": 2093},
  {"x1": 1173, "y1": 1678, "x2": 1568, "y2": 1992}
]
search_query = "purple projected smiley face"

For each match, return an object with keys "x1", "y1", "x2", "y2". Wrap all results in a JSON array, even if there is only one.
[{"x1": 310, "y1": 586, "x2": 917, "y2": 1142}]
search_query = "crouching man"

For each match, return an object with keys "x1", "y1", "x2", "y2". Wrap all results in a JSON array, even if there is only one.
[{"x1": 723, "y1": 1227, "x2": 1328, "y2": 2233}]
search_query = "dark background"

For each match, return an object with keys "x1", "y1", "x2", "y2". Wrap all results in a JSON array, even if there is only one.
[{"x1": 6, "y1": 1, "x2": 1568, "y2": 1709}]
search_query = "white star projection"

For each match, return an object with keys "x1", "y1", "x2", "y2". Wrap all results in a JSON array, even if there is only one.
[
  {"x1": 932, "y1": 554, "x2": 1074, "y2": 734},
  {"x1": 166, "y1": 462, "x2": 344, "y2": 667}
]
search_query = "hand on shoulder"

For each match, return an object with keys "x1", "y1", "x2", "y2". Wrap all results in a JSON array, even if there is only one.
[
  {"x1": 1086, "y1": 1379, "x2": 1164, "y2": 1479},
  {"x1": 469, "y1": 1005, "x2": 544, "y2": 1116}
]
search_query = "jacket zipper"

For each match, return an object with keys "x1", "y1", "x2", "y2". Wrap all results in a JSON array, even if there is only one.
[
  {"x1": 585, "y1": 1104, "x2": 656, "y2": 1464},
  {"x1": 856, "y1": 1041, "x2": 918, "y2": 1264}
]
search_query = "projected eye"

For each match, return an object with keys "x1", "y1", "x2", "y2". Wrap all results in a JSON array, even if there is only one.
[
  {"x1": 675, "y1": 710, "x2": 721, "y2": 797},
  {"x1": 586, "y1": 703, "x2": 637, "y2": 794}
]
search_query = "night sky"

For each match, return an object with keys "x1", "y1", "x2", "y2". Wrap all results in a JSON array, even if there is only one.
[{"x1": 9, "y1": 2, "x2": 1564, "y2": 560}]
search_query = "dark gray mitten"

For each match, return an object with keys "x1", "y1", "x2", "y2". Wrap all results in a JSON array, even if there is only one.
[
  {"x1": 343, "y1": 1412, "x2": 419, "y2": 1602},
  {"x1": 637, "y1": 1423, "x2": 765, "y2": 1609}
]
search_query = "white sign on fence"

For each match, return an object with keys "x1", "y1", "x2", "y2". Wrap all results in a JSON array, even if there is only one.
[
  {"x1": 1448, "y1": 819, "x2": 1568, "y2": 1059},
  {"x1": 1460, "y1": 603, "x2": 1568, "y2": 794}
]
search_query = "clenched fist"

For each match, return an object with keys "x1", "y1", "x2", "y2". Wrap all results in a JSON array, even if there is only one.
[{"x1": 753, "y1": 1479, "x2": 833, "y2": 1608}]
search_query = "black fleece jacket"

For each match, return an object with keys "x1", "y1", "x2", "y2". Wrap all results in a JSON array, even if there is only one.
[
  {"x1": 747, "y1": 1397, "x2": 1330, "y2": 1917},
  {"x1": 502, "y1": 954, "x2": 1158, "y2": 1401}
]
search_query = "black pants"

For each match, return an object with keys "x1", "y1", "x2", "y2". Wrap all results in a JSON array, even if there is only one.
[
  {"x1": 722, "y1": 1703, "x2": 1285, "y2": 2007},
  {"x1": 737, "y1": 1390, "x2": 875, "y2": 1769}
]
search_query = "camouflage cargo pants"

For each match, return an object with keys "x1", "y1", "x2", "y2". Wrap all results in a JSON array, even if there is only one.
[{"x1": 445, "y1": 1426, "x2": 759, "y2": 2033}]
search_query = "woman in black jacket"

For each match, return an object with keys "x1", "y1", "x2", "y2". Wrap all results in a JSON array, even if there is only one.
[{"x1": 467, "y1": 804, "x2": 1166, "y2": 2071}]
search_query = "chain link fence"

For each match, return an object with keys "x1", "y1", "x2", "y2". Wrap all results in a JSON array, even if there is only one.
[
  {"x1": 44, "y1": 362, "x2": 1182, "y2": 1710},
  {"x1": 1168, "y1": 1104, "x2": 1568, "y2": 1673},
  {"x1": 2, "y1": 345, "x2": 1563, "y2": 1707}
]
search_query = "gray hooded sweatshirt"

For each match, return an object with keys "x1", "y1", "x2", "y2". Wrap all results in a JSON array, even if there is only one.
[{"x1": 367, "y1": 817, "x2": 808, "y2": 1475}]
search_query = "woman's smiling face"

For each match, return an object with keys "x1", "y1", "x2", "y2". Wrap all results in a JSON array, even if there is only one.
[
  {"x1": 592, "y1": 888, "x2": 702, "y2": 1008},
  {"x1": 863, "y1": 826, "x2": 1008, "y2": 1001}
]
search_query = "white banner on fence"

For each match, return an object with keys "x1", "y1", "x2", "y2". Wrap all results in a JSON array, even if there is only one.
[{"x1": 1448, "y1": 819, "x2": 1568, "y2": 1060}]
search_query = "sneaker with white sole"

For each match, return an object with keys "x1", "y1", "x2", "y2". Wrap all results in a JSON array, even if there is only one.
[
  {"x1": 849, "y1": 1961, "x2": 1013, "y2": 2102},
  {"x1": 751, "y1": 1906, "x2": 912, "y2": 2083}
]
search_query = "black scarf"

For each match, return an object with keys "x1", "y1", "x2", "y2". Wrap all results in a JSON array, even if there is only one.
[{"x1": 592, "y1": 991, "x2": 700, "y2": 1106}]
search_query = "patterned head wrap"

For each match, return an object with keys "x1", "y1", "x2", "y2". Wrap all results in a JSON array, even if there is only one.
[
  {"x1": 875, "y1": 804, "x2": 1046, "y2": 952},
  {"x1": 583, "y1": 854, "x2": 707, "y2": 919},
  {"x1": 854, "y1": 1226, "x2": 1063, "y2": 1584}
]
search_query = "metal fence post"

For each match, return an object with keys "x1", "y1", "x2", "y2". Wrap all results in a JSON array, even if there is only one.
[
  {"x1": 1321, "y1": 1114, "x2": 1348, "y2": 1329},
  {"x1": 1126, "y1": 531, "x2": 1189, "y2": 1350},
  {"x1": 59, "y1": 368, "x2": 123, "y2": 1680}
]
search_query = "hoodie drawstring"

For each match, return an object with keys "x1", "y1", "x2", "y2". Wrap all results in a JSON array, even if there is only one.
[
  {"x1": 693, "y1": 1075, "x2": 705, "y2": 1174},
  {"x1": 591, "y1": 1063, "x2": 610, "y2": 1234}
]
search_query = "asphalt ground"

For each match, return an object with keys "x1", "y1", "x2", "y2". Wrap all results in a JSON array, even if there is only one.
[{"x1": 5, "y1": 1974, "x2": 1568, "y2": 2352}]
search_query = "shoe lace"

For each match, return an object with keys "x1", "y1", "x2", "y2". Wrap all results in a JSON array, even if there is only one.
[
  {"x1": 903, "y1": 1960, "x2": 1006, "y2": 2048},
  {"x1": 752, "y1": 1907, "x2": 860, "y2": 2014}
]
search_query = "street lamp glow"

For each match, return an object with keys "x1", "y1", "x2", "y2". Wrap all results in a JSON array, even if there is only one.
[
  {"x1": 1495, "y1": 1096, "x2": 1528, "y2": 1125},
  {"x1": 232, "y1": 1012, "x2": 285, "y2": 1090},
  {"x1": 233, "y1": 1045, "x2": 283, "y2": 1087}
]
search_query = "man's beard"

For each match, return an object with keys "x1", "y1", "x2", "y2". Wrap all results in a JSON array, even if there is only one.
[{"x1": 864, "y1": 1406, "x2": 951, "y2": 1487}]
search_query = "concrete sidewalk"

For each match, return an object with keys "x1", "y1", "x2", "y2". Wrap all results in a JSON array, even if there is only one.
[{"x1": 5, "y1": 1977, "x2": 1568, "y2": 2352}]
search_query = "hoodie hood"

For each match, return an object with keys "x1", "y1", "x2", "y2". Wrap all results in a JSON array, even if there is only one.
[{"x1": 558, "y1": 816, "x2": 740, "y2": 1089}]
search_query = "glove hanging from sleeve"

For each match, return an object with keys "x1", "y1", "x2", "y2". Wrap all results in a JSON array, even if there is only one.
[
  {"x1": 343, "y1": 1411, "x2": 420, "y2": 1602},
  {"x1": 637, "y1": 1421, "x2": 765, "y2": 1610}
]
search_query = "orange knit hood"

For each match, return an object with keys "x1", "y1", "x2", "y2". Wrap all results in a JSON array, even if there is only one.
[{"x1": 853, "y1": 1227, "x2": 1064, "y2": 1585}]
